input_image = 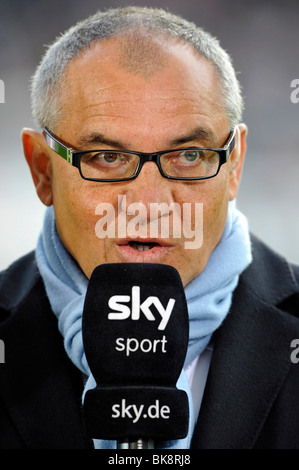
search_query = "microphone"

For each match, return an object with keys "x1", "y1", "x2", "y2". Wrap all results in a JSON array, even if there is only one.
[{"x1": 82, "y1": 263, "x2": 189, "y2": 449}]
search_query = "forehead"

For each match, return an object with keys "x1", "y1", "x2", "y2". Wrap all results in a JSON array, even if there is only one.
[{"x1": 58, "y1": 37, "x2": 228, "y2": 147}]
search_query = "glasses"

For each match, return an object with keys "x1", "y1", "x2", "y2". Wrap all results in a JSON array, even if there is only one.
[{"x1": 43, "y1": 127, "x2": 236, "y2": 182}]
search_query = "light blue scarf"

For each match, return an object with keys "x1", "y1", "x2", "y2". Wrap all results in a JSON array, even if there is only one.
[{"x1": 35, "y1": 201, "x2": 252, "y2": 449}]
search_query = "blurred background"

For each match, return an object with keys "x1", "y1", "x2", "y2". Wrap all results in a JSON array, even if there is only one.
[{"x1": 0, "y1": 0, "x2": 298, "y2": 270}]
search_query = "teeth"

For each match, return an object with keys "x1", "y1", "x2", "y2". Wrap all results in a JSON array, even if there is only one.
[
  {"x1": 130, "y1": 242, "x2": 157, "y2": 251},
  {"x1": 137, "y1": 245, "x2": 151, "y2": 251}
]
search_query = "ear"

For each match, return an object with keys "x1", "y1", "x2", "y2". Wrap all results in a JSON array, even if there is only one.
[
  {"x1": 21, "y1": 128, "x2": 53, "y2": 206},
  {"x1": 228, "y1": 123, "x2": 247, "y2": 201}
]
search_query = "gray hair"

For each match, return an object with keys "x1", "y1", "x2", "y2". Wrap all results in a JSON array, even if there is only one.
[{"x1": 31, "y1": 6, "x2": 244, "y2": 131}]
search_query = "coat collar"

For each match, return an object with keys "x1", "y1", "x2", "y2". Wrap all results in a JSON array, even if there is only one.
[{"x1": 191, "y1": 235, "x2": 299, "y2": 448}]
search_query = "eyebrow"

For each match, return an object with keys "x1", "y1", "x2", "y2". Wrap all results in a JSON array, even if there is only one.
[
  {"x1": 76, "y1": 126, "x2": 217, "y2": 151},
  {"x1": 169, "y1": 127, "x2": 216, "y2": 147},
  {"x1": 76, "y1": 133, "x2": 127, "y2": 150}
]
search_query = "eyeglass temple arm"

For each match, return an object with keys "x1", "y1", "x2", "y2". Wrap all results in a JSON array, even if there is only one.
[
  {"x1": 43, "y1": 128, "x2": 73, "y2": 164},
  {"x1": 225, "y1": 128, "x2": 236, "y2": 161}
]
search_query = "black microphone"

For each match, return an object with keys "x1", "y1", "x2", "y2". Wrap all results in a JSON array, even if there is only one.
[{"x1": 82, "y1": 263, "x2": 189, "y2": 449}]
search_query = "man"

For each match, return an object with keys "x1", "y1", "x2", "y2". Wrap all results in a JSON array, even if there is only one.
[{"x1": 0, "y1": 6, "x2": 299, "y2": 449}]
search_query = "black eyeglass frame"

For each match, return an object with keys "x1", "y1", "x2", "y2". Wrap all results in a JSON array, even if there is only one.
[{"x1": 43, "y1": 127, "x2": 236, "y2": 182}]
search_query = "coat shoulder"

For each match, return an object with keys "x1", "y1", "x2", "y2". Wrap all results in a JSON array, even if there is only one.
[
  {"x1": 243, "y1": 234, "x2": 299, "y2": 316},
  {"x1": 0, "y1": 252, "x2": 40, "y2": 317}
]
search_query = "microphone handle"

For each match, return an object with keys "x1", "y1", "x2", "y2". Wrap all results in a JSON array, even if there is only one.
[{"x1": 117, "y1": 438, "x2": 154, "y2": 449}]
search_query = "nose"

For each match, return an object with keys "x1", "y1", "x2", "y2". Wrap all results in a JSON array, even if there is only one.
[{"x1": 121, "y1": 161, "x2": 175, "y2": 220}]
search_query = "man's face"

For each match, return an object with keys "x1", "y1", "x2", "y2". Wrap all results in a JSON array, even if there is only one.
[{"x1": 24, "y1": 38, "x2": 246, "y2": 287}]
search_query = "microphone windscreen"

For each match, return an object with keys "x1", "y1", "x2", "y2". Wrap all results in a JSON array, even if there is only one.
[
  {"x1": 82, "y1": 263, "x2": 189, "y2": 440},
  {"x1": 82, "y1": 263, "x2": 189, "y2": 387}
]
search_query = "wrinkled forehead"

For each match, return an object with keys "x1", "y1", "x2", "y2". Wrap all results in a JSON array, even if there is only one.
[{"x1": 55, "y1": 35, "x2": 228, "y2": 144}]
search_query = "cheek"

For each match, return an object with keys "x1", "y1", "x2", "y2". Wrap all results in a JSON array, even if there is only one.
[
  {"x1": 53, "y1": 188, "x2": 98, "y2": 260},
  {"x1": 50, "y1": 162, "x2": 116, "y2": 256},
  {"x1": 202, "y1": 176, "x2": 230, "y2": 241},
  {"x1": 176, "y1": 177, "x2": 229, "y2": 269},
  {"x1": 176, "y1": 177, "x2": 229, "y2": 232}
]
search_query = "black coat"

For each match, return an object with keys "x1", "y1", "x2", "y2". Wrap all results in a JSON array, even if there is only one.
[{"x1": 0, "y1": 235, "x2": 299, "y2": 449}]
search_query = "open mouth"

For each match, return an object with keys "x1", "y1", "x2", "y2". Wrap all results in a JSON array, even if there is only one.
[
  {"x1": 117, "y1": 239, "x2": 171, "y2": 262},
  {"x1": 128, "y1": 241, "x2": 159, "y2": 251}
]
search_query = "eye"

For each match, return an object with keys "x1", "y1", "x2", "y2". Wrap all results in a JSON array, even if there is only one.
[
  {"x1": 178, "y1": 150, "x2": 204, "y2": 162},
  {"x1": 101, "y1": 152, "x2": 120, "y2": 163},
  {"x1": 87, "y1": 152, "x2": 130, "y2": 165}
]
